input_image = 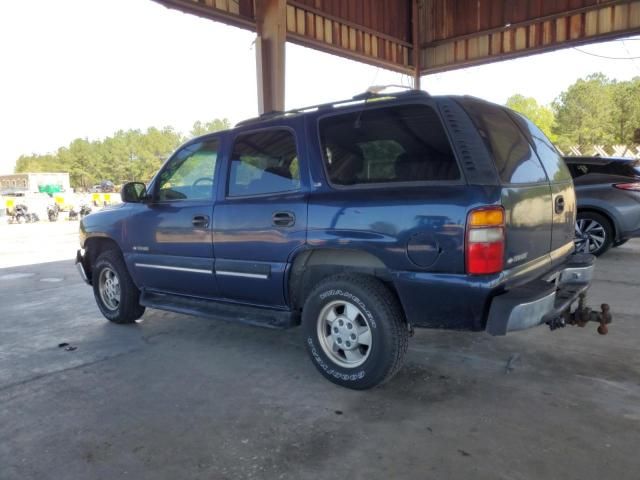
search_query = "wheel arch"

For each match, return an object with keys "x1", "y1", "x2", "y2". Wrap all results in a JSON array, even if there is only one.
[
  {"x1": 287, "y1": 248, "x2": 399, "y2": 312},
  {"x1": 83, "y1": 235, "x2": 123, "y2": 280}
]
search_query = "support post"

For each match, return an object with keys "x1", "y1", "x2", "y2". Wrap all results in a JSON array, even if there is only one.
[
  {"x1": 412, "y1": 0, "x2": 421, "y2": 90},
  {"x1": 254, "y1": 0, "x2": 286, "y2": 114}
]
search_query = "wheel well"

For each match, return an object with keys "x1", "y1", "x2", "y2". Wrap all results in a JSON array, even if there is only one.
[
  {"x1": 288, "y1": 248, "x2": 398, "y2": 312},
  {"x1": 577, "y1": 208, "x2": 617, "y2": 240},
  {"x1": 84, "y1": 237, "x2": 121, "y2": 277}
]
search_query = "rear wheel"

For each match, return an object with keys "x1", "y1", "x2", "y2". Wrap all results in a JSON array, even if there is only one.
[
  {"x1": 92, "y1": 249, "x2": 145, "y2": 324},
  {"x1": 302, "y1": 274, "x2": 408, "y2": 390},
  {"x1": 575, "y1": 212, "x2": 613, "y2": 256}
]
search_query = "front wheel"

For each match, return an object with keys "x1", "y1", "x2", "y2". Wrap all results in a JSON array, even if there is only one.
[
  {"x1": 92, "y1": 249, "x2": 145, "y2": 324},
  {"x1": 302, "y1": 274, "x2": 408, "y2": 390}
]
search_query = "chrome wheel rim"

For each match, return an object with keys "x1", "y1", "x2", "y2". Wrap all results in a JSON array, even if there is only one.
[
  {"x1": 317, "y1": 300, "x2": 372, "y2": 369},
  {"x1": 98, "y1": 267, "x2": 120, "y2": 311},
  {"x1": 575, "y1": 218, "x2": 606, "y2": 253}
]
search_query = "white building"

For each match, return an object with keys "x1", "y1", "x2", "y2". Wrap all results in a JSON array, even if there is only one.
[{"x1": 0, "y1": 172, "x2": 71, "y2": 193}]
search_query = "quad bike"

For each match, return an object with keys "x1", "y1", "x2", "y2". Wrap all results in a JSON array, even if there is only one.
[
  {"x1": 10, "y1": 204, "x2": 28, "y2": 224},
  {"x1": 68, "y1": 204, "x2": 92, "y2": 221},
  {"x1": 47, "y1": 203, "x2": 60, "y2": 222},
  {"x1": 8, "y1": 204, "x2": 39, "y2": 223}
]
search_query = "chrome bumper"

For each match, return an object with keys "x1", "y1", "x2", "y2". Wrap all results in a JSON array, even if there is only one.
[
  {"x1": 76, "y1": 249, "x2": 90, "y2": 285},
  {"x1": 486, "y1": 254, "x2": 595, "y2": 336},
  {"x1": 558, "y1": 264, "x2": 593, "y2": 285}
]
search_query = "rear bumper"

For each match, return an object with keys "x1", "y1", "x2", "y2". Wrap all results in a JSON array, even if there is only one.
[
  {"x1": 620, "y1": 226, "x2": 640, "y2": 241},
  {"x1": 485, "y1": 253, "x2": 595, "y2": 335}
]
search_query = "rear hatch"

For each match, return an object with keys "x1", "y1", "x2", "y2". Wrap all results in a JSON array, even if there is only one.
[{"x1": 457, "y1": 98, "x2": 575, "y2": 281}]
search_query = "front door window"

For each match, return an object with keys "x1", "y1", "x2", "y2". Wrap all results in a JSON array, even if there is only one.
[{"x1": 157, "y1": 140, "x2": 219, "y2": 201}]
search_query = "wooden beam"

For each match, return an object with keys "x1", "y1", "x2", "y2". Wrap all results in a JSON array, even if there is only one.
[{"x1": 254, "y1": 0, "x2": 286, "y2": 114}]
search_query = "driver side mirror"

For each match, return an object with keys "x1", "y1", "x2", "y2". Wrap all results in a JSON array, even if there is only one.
[{"x1": 121, "y1": 182, "x2": 148, "y2": 203}]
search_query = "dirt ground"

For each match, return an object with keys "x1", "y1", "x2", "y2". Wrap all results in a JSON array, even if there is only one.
[{"x1": 1, "y1": 221, "x2": 639, "y2": 479}]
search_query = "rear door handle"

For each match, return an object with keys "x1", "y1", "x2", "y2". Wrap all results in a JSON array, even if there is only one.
[
  {"x1": 272, "y1": 211, "x2": 295, "y2": 227},
  {"x1": 555, "y1": 195, "x2": 565, "y2": 214},
  {"x1": 192, "y1": 215, "x2": 210, "y2": 228}
]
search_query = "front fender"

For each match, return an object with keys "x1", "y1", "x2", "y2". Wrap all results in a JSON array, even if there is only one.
[{"x1": 79, "y1": 204, "x2": 130, "y2": 250}]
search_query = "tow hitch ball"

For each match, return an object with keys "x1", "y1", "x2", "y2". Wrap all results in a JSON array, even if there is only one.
[{"x1": 547, "y1": 293, "x2": 612, "y2": 335}]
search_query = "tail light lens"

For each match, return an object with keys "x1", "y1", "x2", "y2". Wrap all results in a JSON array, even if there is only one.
[
  {"x1": 614, "y1": 182, "x2": 640, "y2": 191},
  {"x1": 466, "y1": 206, "x2": 505, "y2": 275}
]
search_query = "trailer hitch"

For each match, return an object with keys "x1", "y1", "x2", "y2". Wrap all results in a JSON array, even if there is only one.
[{"x1": 546, "y1": 293, "x2": 612, "y2": 335}]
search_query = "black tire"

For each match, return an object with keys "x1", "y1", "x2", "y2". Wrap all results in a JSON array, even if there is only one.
[
  {"x1": 575, "y1": 211, "x2": 613, "y2": 256},
  {"x1": 92, "y1": 249, "x2": 145, "y2": 324},
  {"x1": 613, "y1": 239, "x2": 629, "y2": 247},
  {"x1": 302, "y1": 274, "x2": 408, "y2": 390}
]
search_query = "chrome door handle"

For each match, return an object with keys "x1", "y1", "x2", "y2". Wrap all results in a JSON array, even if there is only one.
[
  {"x1": 192, "y1": 215, "x2": 210, "y2": 228},
  {"x1": 272, "y1": 211, "x2": 295, "y2": 227}
]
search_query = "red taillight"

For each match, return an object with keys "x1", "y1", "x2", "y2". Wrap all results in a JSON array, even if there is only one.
[
  {"x1": 614, "y1": 182, "x2": 640, "y2": 191},
  {"x1": 466, "y1": 206, "x2": 505, "y2": 275}
]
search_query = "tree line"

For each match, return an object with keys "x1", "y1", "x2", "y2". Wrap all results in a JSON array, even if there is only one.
[
  {"x1": 506, "y1": 73, "x2": 640, "y2": 151},
  {"x1": 14, "y1": 119, "x2": 230, "y2": 189}
]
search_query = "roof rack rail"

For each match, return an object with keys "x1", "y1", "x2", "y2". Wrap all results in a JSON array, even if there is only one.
[
  {"x1": 235, "y1": 110, "x2": 285, "y2": 127},
  {"x1": 235, "y1": 86, "x2": 429, "y2": 127}
]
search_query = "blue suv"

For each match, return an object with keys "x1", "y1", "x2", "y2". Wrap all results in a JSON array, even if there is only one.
[{"x1": 77, "y1": 90, "x2": 598, "y2": 389}]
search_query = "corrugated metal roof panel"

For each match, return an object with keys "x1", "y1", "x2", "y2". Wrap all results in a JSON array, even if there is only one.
[
  {"x1": 420, "y1": 0, "x2": 640, "y2": 73},
  {"x1": 152, "y1": 0, "x2": 640, "y2": 75}
]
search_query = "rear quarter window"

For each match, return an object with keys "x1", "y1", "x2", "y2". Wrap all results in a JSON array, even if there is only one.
[
  {"x1": 319, "y1": 104, "x2": 460, "y2": 186},
  {"x1": 565, "y1": 162, "x2": 587, "y2": 178},
  {"x1": 509, "y1": 112, "x2": 572, "y2": 182},
  {"x1": 459, "y1": 99, "x2": 548, "y2": 184}
]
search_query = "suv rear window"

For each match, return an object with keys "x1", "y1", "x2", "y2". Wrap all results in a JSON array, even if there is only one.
[
  {"x1": 459, "y1": 99, "x2": 548, "y2": 184},
  {"x1": 319, "y1": 104, "x2": 460, "y2": 186},
  {"x1": 566, "y1": 159, "x2": 640, "y2": 179}
]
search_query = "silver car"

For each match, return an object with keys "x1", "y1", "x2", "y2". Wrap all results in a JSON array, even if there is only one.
[{"x1": 564, "y1": 156, "x2": 640, "y2": 255}]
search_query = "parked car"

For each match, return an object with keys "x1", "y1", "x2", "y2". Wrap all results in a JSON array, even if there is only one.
[
  {"x1": 563, "y1": 156, "x2": 640, "y2": 256},
  {"x1": 90, "y1": 181, "x2": 115, "y2": 193},
  {"x1": 76, "y1": 90, "x2": 603, "y2": 389}
]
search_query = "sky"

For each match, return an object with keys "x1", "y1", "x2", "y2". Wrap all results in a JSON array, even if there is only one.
[{"x1": 1, "y1": 0, "x2": 640, "y2": 174}]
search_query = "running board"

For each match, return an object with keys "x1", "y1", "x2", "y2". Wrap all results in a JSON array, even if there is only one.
[{"x1": 140, "y1": 290, "x2": 298, "y2": 329}]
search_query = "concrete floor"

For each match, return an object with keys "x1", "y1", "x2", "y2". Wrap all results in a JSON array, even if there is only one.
[{"x1": 1, "y1": 222, "x2": 639, "y2": 479}]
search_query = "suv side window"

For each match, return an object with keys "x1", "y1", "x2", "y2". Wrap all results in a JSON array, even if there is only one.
[
  {"x1": 157, "y1": 140, "x2": 219, "y2": 201},
  {"x1": 228, "y1": 129, "x2": 300, "y2": 197},
  {"x1": 460, "y1": 99, "x2": 548, "y2": 184},
  {"x1": 319, "y1": 104, "x2": 460, "y2": 186}
]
